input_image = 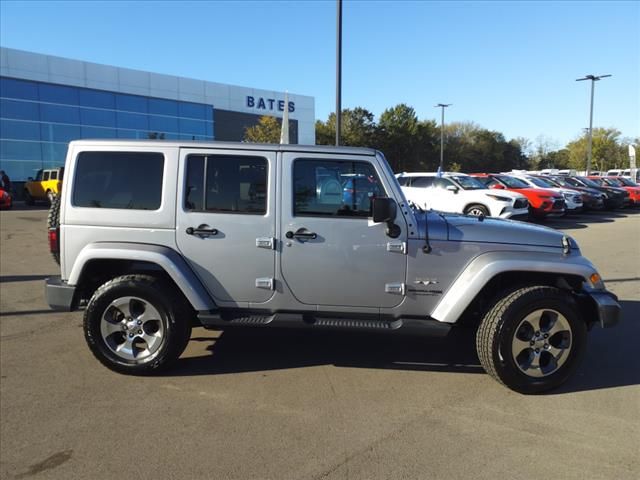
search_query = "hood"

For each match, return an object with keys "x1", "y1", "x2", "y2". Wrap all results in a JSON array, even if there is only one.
[
  {"x1": 479, "y1": 189, "x2": 525, "y2": 200},
  {"x1": 510, "y1": 187, "x2": 561, "y2": 199},
  {"x1": 443, "y1": 213, "x2": 567, "y2": 248}
]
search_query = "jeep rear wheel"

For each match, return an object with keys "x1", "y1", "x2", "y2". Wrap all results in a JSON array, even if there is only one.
[
  {"x1": 464, "y1": 204, "x2": 489, "y2": 217},
  {"x1": 84, "y1": 275, "x2": 193, "y2": 375},
  {"x1": 476, "y1": 286, "x2": 586, "y2": 394}
]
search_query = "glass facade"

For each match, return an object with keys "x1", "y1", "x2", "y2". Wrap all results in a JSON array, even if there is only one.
[{"x1": 0, "y1": 76, "x2": 214, "y2": 180}]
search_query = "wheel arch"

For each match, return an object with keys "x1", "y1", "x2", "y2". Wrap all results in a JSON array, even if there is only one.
[
  {"x1": 69, "y1": 243, "x2": 216, "y2": 312},
  {"x1": 431, "y1": 252, "x2": 599, "y2": 325}
]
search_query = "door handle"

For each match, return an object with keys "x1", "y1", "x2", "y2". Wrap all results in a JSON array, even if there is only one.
[
  {"x1": 186, "y1": 224, "x2": 218, "y2": 237},
  {"x1": 285, "y1": 228, "x2": 317, "y2": 240}
]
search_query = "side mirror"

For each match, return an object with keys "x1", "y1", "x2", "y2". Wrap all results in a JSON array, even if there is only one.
[
  {"x1": 446, "y1": 185, "x2": 459, "y2": 193},
  {"x1": 372, "y1": 197, "x2": 397, "y2": 223},
  {"x1": 372, "y1": 197, "x2": 401, "y2": 238},
  {"x1": 28, "y1": 177, "x2": 33, "y2": 181},
  {"x1": 490, "y1": 184, "x2": 505, "y2": 190}
]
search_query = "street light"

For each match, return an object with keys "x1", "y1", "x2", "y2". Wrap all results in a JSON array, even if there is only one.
[
  {"x1": 576, "y1": 74, "x2": 611, "y2": 175},
  {"x1": 336, "y1": 0, "x2": 342, "y2": 146},
  {"x1": 435, "y1": 103, "x2": 452, "y2": 172}
]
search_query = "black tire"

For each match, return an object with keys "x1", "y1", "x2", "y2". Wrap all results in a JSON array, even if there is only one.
[
  {"x1": 47, "y1": 194, "x2": 61, "y2": 265},
  {"x1": 476, "y1": 286, "x2": 587, "y2": 394},
  {"x1": 24, "y1": 190, "x2": 35, "y2": 206},
  {"x1": 464, "y1": 204, "x2": 489, "y2": 217},
  {"x1": 84, "y1": 274, "x2": 193, "y2": 375}
]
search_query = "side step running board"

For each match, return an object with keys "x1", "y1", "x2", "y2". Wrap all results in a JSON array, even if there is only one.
[{"x1": 198, "y1": 312, "x2": 451, "y2": 336}]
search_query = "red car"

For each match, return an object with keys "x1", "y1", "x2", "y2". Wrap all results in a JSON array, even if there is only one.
[
  {"x1": 0, "y1": 187, "x2": 12, "y2": 209},
  {"x1": 471, "y1": 173, "x2": 565, "y2": 219},
  {"x1": 588, "y1": 176, "x2": 640, "y2": 206}
]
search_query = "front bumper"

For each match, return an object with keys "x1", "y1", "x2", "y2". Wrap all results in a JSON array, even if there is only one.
[
  {"x1": 586, "y1": 290, "x2": 621, "y2": 328},
  {"x1": 45, "y1": 276, "x2": 77, "y2": 311}
]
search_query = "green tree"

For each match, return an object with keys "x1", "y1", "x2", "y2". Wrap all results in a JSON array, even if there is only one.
[
  {"x1": 565, "y1": 128, "x2": 624, "y2": 172},
  {"x1": 244, "y1": 116, "x2": 281, "y2": 143},
  {"x1": 315, "y1": 108, "x2": 377, "y2": 147}
]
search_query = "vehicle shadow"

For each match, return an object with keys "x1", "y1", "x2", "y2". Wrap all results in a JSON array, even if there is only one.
[
  {"x1": 1, "y1": 202, "x2": 49, "y2": 212},
  {"x1": 167, "y1": 301, "x2": 640, "y2": 394},
  {"x1": 169, "y1": 326, "x2": 484, "y2": 377},
  {"x1": 551, "y1": 299, "x2": 640, "y2": 395},
  {"x1": 0, "y1": 274, "x2": 51, "y2": 283}
]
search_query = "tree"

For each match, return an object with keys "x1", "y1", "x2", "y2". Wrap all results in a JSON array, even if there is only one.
[
  {"x1": 244, "y1": 116, "x2": 281, "y2": 143},
  {"x1": 565, "y1": 128, "x2": 624, "y2": 172},
  {"x1": 315, "y1": 108, "x2": 377, "y2": 147}
]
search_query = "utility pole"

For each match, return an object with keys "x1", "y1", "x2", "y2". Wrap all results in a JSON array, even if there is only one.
[
  {"x1": 576, "y1": 74, "x2": 611, "y2": 175},
  {"x1": 336, "y1": 0, "x2": 342, "y2": 146},
  {"x1": 435, "y1": 103, "x2": 452, "y2": 172}
]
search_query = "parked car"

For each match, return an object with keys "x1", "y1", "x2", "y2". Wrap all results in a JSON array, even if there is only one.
[
  {"x1": 0, "y1": 187, "x2": 12, "y2": 209},
  {"x1": 396, "y1": 172, "x2": 529, "y2": 218},
  {"x1": 560, "y1": 176, "x2": 628, "y2": 209},
  {"x1": 470, "y1": 173, "x2": 565, "y2": 219},
  {"x1": 23, "y1": 167, "x2": 64, "y2": 205},
  {"x1": 45, "y1": 140, "x2": 620, "y2": 394},
  {"x1": 542, "y1": 176, "x2": 604, "y2": 211},
  {"x1": 588, "y1": 176, "x2": 640, "y2": 207},
  {"x1": 509, "y1": 173, "x2": 583, "y2": 213}
]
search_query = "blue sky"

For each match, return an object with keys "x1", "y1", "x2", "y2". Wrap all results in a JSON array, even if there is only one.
[{"x1": 1, "y1": 0, "x2": 638, "y2": 149}]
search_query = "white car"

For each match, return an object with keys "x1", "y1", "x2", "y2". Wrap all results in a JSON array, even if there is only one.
[
  {"x1": 508, "y1": 174, "x2": 583, "y2": 213},
  {"x1": 396, "y1": 172, "x2": 529, "y2": 218}
]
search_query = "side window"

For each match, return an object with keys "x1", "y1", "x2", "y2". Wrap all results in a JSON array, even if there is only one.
[
  {"x1": 43, "y1": 171, "x2": 50, "y2": 181},
  {"x1": 434, "y1": 178, "x2": 453, "y2": 189},
  {"x1": 184, "y1": 155, "x2": 267, "y2": 214},
  {"x1": 50, "y1": 171, "x2": 58, "y2": 180},
  {"x1": 73, "y1": 152, "x2": 164, "y2": 209},
  {"x1": 411, "y1": 177, "x2": 434, "y2": 188},
  {"x1": 293, "y1": 159, "x2": 385, "y2": 217},
  {"x1": 397, "y1": 176, "x2": 409, "y2": 186}
]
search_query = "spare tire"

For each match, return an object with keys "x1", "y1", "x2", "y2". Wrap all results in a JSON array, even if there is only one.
[{"x1": 47, "y1": 193, "x2": 61, "y2": 265}]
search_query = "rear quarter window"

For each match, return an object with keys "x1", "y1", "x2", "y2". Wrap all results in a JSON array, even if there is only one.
[{"x1": 72, "y1": 151, "x2": 164, "y2": 210}]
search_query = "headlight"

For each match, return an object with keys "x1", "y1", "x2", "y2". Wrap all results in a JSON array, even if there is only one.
[
  {"x1": 1, "y1": 191, "x2": 8, "y2": 200},
  {"x1": 486, "y1": 194, "x2": 511, "y2": 202}
]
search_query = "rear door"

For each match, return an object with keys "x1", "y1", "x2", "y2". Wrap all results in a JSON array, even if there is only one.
[
  {"x1": 176, "y1": 148, "x2": 276, "y2": 305},
  {"x1": 280, "y1": 152, "x2": 407, "y2": 308}
]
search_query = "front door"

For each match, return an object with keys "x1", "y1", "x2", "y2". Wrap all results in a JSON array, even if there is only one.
[
  {"x1": 280, "y1": 153, "x2": 407, "y2": 309},
  {"x1": 176, "y1": 149, "x2": 276, "y2": 305}
]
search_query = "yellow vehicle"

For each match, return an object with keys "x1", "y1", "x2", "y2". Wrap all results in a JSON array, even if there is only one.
[{"x1": 24, "y1": 168, "x2": 64, "y2": 205}]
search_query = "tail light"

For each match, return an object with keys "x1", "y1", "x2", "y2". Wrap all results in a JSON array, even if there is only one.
[{"x1": 48, "y1": 227, "x2": 59, "y2": 255}]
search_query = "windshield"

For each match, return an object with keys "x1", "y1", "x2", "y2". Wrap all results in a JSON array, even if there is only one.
[
  {"x1": 577, "y1": 177, "x2": 600, "y2": 188},
  {"x1": 526, "y1": 176, "x2": 554, "y2": 188},
  {"x1": 495, "y1": 175, "x2": 529, "y2": 188},
  {"x1": 449, "y1": 175, "x2": 486, "y2": 190},
  {"x1": 540, "y1": 176, "x2": 561, "y2": 187},
  {"x1": 618, "y1": 177, "x2": 638, "y2": 187},
  {"x1": 602, "y1": 178, "x2": 623, "y2": 187}
]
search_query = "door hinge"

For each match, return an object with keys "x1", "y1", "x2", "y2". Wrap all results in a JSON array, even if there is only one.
[
  {"x1": 255, "y1": 278, "x2": 274, "y2": 290},
  {"x1": 385, "y1": 283, "x2": 406, "y2": 295},
  {"x1": 256, "y1": 237, "x2": 275, "y2": 250},
  {"x1": 386, "y1": 241, "x2": 407, "y2": 254}
]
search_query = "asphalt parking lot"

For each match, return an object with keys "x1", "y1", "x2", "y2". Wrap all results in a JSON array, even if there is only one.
[{"x1": 1, "y1": 205, "x2": 638, "y2": 480}]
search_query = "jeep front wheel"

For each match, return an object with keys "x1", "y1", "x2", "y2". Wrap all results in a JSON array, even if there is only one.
[
  {"x1": 24, "y1": 190, "x2": 34, "y2": 206},
  {"x1": 84, "y1": 275, "x2": 192, "y2": 375},
  {"x1": 476, "y1": 286, "x2": 587, "y2": 394}
]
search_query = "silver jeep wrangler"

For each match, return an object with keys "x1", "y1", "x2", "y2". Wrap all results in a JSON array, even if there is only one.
[{"x1": 45, "y1": 140, "x2": 620, "y2": 393}]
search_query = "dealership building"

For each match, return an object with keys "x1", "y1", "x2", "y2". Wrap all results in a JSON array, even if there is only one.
[{"x1": 0, "y1": 47, "x2": 315, "y2": 180}]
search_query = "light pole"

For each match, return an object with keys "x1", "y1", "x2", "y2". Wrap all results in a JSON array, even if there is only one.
[
  {"x1": 576, "y1": 74, "x2": 611, "y2": 175},
  {"x1": 435, "y1": 103, "x2": 451, "y2": 172},
  {"x1": 336, "y1": 0, "x2": 342, "y2": 146}
]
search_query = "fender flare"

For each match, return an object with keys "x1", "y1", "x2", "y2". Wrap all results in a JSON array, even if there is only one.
[
  {"x1": 68, "y1": 242, "x2": 216, "y2": 311},
  {"x1": 431, "y1": 251, "x2": 598, "y2": 324}
]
